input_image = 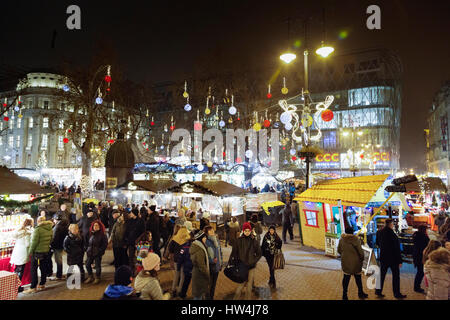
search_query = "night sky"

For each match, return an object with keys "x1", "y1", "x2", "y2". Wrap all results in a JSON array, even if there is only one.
[{"x1": 1, "y1": 0, "x2": 449, "y2": 171}]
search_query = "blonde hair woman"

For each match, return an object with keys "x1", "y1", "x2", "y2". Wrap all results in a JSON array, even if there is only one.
[
  {"x1": 63, "y1": 224, "x2": 86, "y2": 282},
  {"x1": 10, "y1": 218, "x2": 34, "y2": 292},
  {"x1": 424, "y1": 247, "x2": 450, "y2": 300}
]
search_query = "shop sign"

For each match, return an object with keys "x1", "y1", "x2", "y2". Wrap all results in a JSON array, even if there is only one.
[
  {"x1": 150, "y1": 174, "x2": 172, "y2": 180},
  {"x1": 106, "y1": 177, "x2": 117, "y2": 189},
  {"x1": 202, "y1": 174, "x2": 222, "y2": 181},
  {"x1": 373, "y1": 152, "x2": 389, "y2": 161},
  {"x1": 316, "y1": 153, "x2": 340, "y2": 162},
  {"x1": 315, "y1": 162, "x2": 340, "y2": 169},
  {"x1": 182, "y1": 184, "x2": 194, "y2": 193}
]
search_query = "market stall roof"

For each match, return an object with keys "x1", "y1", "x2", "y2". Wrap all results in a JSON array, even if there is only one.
[
  {"x1": 294, "y1": 174, "x2": 390, "y2": 207},
  {"x1": 118, "y1": 179, "x2": 180, "y2": 193},
  {"x1": 404, "y1": 180, "x2": 422, "y2": 193},
  {"x1": 422, "y1": 177, "x2": 447, "y2": 193},
  {"x1": 0, "y1": 166, "x2": 54, "y2": 194},
  {"x1": 168, "y1": 180, "x2": 246, "y2": 197}
]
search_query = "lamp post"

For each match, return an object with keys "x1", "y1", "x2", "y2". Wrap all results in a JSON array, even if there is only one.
[{"x1": 279, "y1": 21, "x2": 334, "y2": 190}]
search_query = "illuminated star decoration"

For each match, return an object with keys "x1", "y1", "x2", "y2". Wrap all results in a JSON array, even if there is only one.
[{"x1": 278, "y1": 94, "x2": 334, "y2": 145}]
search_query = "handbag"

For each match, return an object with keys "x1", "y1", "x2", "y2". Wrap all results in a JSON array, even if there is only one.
[
  {"x1": 224, "y1": 255, "x2": 249, "y2": 283},
  {"x1": 273, "y1": 250, "x2": 285, "y2": 270}
]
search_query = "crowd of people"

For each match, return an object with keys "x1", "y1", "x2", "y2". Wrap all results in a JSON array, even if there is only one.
[{"x1": 8, "y1": 200, "x2": 287, "y2": 300}]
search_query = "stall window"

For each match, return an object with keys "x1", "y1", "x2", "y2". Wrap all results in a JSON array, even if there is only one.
[{"x1": 304, "y1": 210, "x2": 319, "y2": 227}]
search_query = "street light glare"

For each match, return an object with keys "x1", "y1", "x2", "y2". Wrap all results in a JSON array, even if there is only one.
[
  {"x1": 316, "y1": 44, "x2": 335, "y2": 58},
  {"x1": 342, "y1": 131, "x2": 349, "y2": 137},
  {"x1": 280, "y1": 53, "x2": 297, "y2": 64},
  {"x1": 357, "y1": 131, "x2": 363, "y2": 136}
]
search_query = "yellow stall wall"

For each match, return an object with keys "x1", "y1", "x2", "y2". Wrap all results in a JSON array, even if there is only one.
[{"x1": 299, "y1": 202, "x2": 326, "y2": 250}]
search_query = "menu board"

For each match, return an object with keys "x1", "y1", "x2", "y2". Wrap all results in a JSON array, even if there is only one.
[{"x1": 361, "y1": 245, "x2": 376, "y2": 275}]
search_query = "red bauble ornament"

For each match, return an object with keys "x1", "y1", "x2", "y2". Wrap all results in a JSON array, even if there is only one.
[
  {"x1": 3, "y1": 117, "x2": 9, "y2": 121},
  {"x1": 266, "y1": 93, "x2": 272, "y2": 99},
  {"x1": 63, "y1": 138, "x2": 69, "y2": 144},
  {"x1": 146, "y1": 148, "x2": 149, "y2": 151},
  {"x1": 143, "y1": 142, "x2": 146, "y2": 145},
  {"x1": 68, "y1": 129, "x2": 72, "y2": 133},
  {"x1": 18, "y1": 101, "x2": 21, "y2": 104},
  {"x1": 321, "y1": 109, "x2": 334, "y2": 122},
  {"x1": 292, "y1": 156, "x2": 297, "y2": 161},
  {"x1": 237, "y1": 118, "x2": 240, "y2": 121},
  {"x1": 104, "y1": 75, "x2": 112, "y2": 83},
  {"x1": 194, "y1": 123, "x2": 202, "y2": 131},
  {"x1": 150, "y1": 121, "x2": 155, "y2": 126},
  {"x1": 301, "y1": 157, "x2": 305, "y2": 161},
  {"x1": 223, "y1": 152, "x2": 226, "y2": 157},
  {"x1": 360, "y1": 154, "x2": 364, "y2": 159},
  {"x1": 2, "y1": 103, "x2": 6, "y2": 107},
  {"x1": 170, "y1": 125, "x2": 175, "y2": 131},
  {"x1": 106, "y1": 88, "x2": 111, "y2": 92},
  {"x1": 263, "y1": 120, "x2": 271, "y2": 127}
]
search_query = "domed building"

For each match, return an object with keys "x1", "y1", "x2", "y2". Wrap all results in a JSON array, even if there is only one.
[{"x1": 105, "y1": 132, "x2": 135, "y2": 189}]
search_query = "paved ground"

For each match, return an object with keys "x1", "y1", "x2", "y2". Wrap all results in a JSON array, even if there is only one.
[{"x1": 17, "y1": 224, "x2": 426, "y2": 300}]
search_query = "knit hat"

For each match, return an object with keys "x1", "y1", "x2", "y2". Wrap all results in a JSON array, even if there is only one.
[
  {"x1": 142, "y1": 252, "x2": 161, "y2": 271},
  {"x1": 242, "y1": 222, "x2": 252, "y2": 231},
  {"x1": 268, "y1": 224, "x2": 276, "y2": 231},
  {"x1": 114, "y1": 265, "x2": 133, "y2": 286},
  {"x1": 194, "y1": 230, "x2": 206, "y2": 241}
]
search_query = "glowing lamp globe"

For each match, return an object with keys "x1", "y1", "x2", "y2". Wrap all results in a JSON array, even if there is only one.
[
  {"x1": 284, "y1": 160, "x2": 288, "y2": 165},
  {"x1": 160, "y1": 145, "x2": 165, "y2": 150},
  {"x1": 207, "y1": 161, "x2": 213, "y2": 168},
  {"x1": 63, "y1": 138, "x2": 69, "y2": 144},
  {"x1": 184, "y1": 103, "x2": 192, "y2": 111},
  {"x1": 104, "y1": 75, "x2": 112, "y2": 83},
  {"x1": 263, "y1": 120, "x2": 271, "y2": 128},
  {"x1": 281, "y1": 87, "x2": 289, "y2": 95},
  {"x1": 219, "y1": 120, "x2": 226, "y2": 127},
  {"x1": 245, "y1": 150, "x2": 253, "y2": 158},
  {"x1": 95, "y1": 97, "x2": 103, "y2": 104},
  {"x1": 205, "y1": 108, "x2": 211, "y2": 115},
  {"x1": 321, "y1": 109, "x2": 334, "y2": 122},
  {"x1": 197, "y1": 164, "x2": 204, "y2": 171},
  {"x1": 316, "y1": 44, "x2": 335, "y2": 58},
  {"x1": 63, "y1": 84, "x2": 69, "y2": 92},
  {"x1": 290, "y1": 149, "x2": 296, "y2": 156},
  {"x1": 253, "y1": 123, "x2": 262, "y2": 132},
  {"x1": 273, "y1": 122, "x2": 280, "y2": 129},
  {"x1": 182, "y1": 92, "x2": 189, "y2": 98},
  {"x1": 280, "y1": 52, "x2": 296, "y2": 64},
  {"x1": 14, "y1": 106, "x2": 20, "y2": 112},
  {"x1": 228, "y1": 106, "x2": 237, "y2": 115},
  {"x1": 280, "y1": 111, "x2": 292, "y2": 124}
]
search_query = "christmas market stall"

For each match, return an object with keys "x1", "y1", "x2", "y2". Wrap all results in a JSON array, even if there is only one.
[
  {"x1": 294, "y1": 174, "x2": 413, "y2": 260},
  {"x1": 0, "y1": 166, "x2": 55, "y2": 287}
]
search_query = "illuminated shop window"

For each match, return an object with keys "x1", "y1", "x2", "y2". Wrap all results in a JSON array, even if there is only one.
[
  {"x1": 29, "y1": 118, "x2": 33, "y2": 128},
  {"x1": 43, "y1": 117, "x2": 49, "y2": 128},
  {"x1": 42, "y1": 134, "x2": 48, "y2": 150},
  {"x1": 304, "y1": 210, "x2": 319, "y2": 227}
]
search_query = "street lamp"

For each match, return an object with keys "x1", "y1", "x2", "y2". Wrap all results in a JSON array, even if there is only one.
[
  {"x1": 316, "y1": 41, "x2": 335, "y2": 58},
  {"x1": 280, "y1": 52, "x2": 297, "y2": 64}
]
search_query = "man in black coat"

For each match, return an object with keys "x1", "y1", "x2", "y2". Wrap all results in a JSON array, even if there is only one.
[
  {"x1": 78, "y1": 211, "x2": 99, "y2": 251},
  {"x1": 140, "y1": 201, "x2": 149, "y2": 221},
  {"x1": 145, "y1": 205, "x2": 161, "y2": 258},
  {"x1": 124, "y1": 211, "x2": 145, "y2": 275},
  {"x1": 49, "y1": 214, "x2": 69, "y2": 280},
  {"x1": 281, "y1": 204, "x2": 294, "y2": 243},
  {"x1": 375, "y1": 219, "x2": 406, "y2": 299},
  {"x1": 412, "y1": 225, "x2": 429, "y2": 293}
]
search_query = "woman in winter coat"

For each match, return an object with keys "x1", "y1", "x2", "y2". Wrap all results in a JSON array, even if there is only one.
[
  {"x1": 134, "y1": 252, "x2": 171, "y2": 300},
  {"x1": 63, "y1": 224, "x2": 85, "y2": 282},
  {"x1": 109, "y1": 214, "x2": 128, "y2": 270},
  {"x1": 412, "y1": 225, "x2": 430, "y2": 293},
  {"x1": 337, "y1": 227, "x2": 368, "y2": 300},
  {"x1": 190, "y1": 230, "x2": 210, "y2": 300},
  {"x1": 84, "y1": 220, "x2": 108, "y2": 284},
  {"x1": 424, "y1": 247, "x2": 450, "y2": 300},
  {"x1": 10, "y1": 218, "x2": 34, "y2": 292},
  {"x1": 168, "y1": 226, "x2": 191, "y2": 297},
  {"x1": 261, "y1": 225, "x2": 282, "y2": 289},
  {"x1": 204, "y1": 225, "x2": 223, "y2": 299},
  {"x1": 177, "y1": 232, "x2": 194, "y2": 299},
  {"x1": 227, "y1": 217, "x2": 240, "y2": 247}
]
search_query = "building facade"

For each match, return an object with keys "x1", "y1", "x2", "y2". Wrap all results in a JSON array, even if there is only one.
[{"x1": 426, "y1": 81, "x2": 450, "y2": 185}]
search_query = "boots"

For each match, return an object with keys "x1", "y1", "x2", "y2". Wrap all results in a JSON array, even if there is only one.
[
  {"x1": 93, "y1": 276, "x2": 101, "y2": 284},
  {"x1": 84, "y1": 275, "x2": 94, "y2": 284},
  {"x1": 355, "y1": 274, "x2": 368, "y2": 299}
]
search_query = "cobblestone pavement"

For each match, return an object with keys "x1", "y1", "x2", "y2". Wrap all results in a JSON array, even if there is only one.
[{"x1": 17, "y1": 224, "x2": 426, "y2": 300}]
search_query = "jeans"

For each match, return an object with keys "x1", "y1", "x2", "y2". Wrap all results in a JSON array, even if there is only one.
[
  {"x1": 234, "y1": 267, "x2": 255, "y2": 300},
  {"x1": 30, "y1": 253, "x2": 50, "y2": 289},
  {"x1": 179, "y1": 272, "x2": 192, "y2": 298},
  {"x1": 172, "y1": 264, "x2": 184, "y2": 294},
  {"x1": 414, "y1": 262, "x2": 424, "y2": 290},
  {"x1": 113, "y1": 247, "x2": 128, "y2": 270},
  {"x1": 266, "y1": 255, "x2": 275, "y2": 283},
  {"x1": 282, "y1": 223, "x2": 293, "y2": 242},
  {"x1": 342, "y1": 274, "x2": 364, "y2": 296},
  {"x1": 377, "y1": 263, "x2": 401, "y2": 296},
  {"x1": 85, "y1": 255, "x2": 102, "y2": 278},
  {"x1": 53, "y1": 249, "x2": 64, "y2": 278},
  {"x1": 208, "y1": 267, "x2": 219, "y2": 300}
]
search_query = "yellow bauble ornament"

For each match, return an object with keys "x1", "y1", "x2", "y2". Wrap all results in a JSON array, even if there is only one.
[
  {"x1": 228, "y1": 117, "x2": 233, "y2": 123},
  {"x1": 18, "y1": 114, "x2": 23, "y2": 118},
  {"x1": 281, "y1": 87, "x2": 288, "y2": 95},
  {"x1": 207, "y1": 161, "x2": 213, "y2": 167},
  {"x1": 182, "y1": 92, "x2": 189, "y2": 98},
  {"x1": 205, "y1": 108, "x2": 211, "y2": 115},
  {"x1": 253, "y1": 123, "x2": 262, "y2": 132}
]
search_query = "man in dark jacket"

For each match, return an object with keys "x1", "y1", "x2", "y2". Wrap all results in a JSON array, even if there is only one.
[
  {"x1": 375, "y1": 219, "x2": 406, "y2": 299},
  {"x1": 49, "y1": 214, "x2": 69, "y2": 280},
  {"x1": 77, "y1": 210, "x2": 98, "y2": 251},
  {"x1": 281, "y1": 204, "x2": 294, "y2": 243},
  {"x1": 140, "y1": 201, "x2": 149, "y2": 221},
  {"x1": 146, "y1": 205, "x2": 161, "y2": 258},
  {"x1": 412, "y1": 225, "x2": 429, "y2": 293},
  {"x1": 231, "y1": 222, "x2": 262, "y2": 300},
  {"x1": 102, "y1": 265, "x2": 140, "y2": 300},
  {"x1": 124, "y1": 211, "x2": 145, "y2": 275},
  {"x1": 99, "y1": 202, "x2": 109, "y2": 229}
]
